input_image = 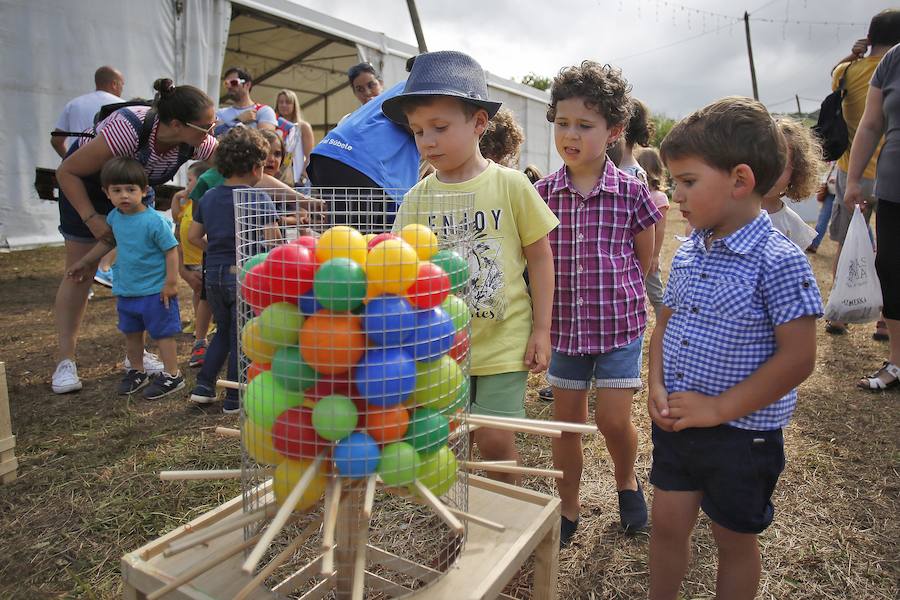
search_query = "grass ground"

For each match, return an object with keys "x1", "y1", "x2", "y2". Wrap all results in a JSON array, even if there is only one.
[{"x1": 0, "y1": 209, "x2": 896, "y2": 599}]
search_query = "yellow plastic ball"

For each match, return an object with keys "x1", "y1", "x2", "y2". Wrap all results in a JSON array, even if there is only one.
[
  {"x1": 244, "y1": 420, "x2": 281, "y2": 465},
  {"x1": 273, "y1": 459, "x2": 328, "y2": 512},
  {"x1": 316, "y1": 226, "x2": 368, "y2": 267},
  {"x1": 241, "y1": 318, "x2": 276, "y2": 364},
  {"x1": 400, "y1": 224, "x2": 439, "y2": 260},
  {"x1": 366, "y1": 239, "x2": 419, "y2": 294}
]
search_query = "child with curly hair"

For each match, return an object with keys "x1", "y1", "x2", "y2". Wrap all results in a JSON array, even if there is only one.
[{"x1": 479, "y1": 107, "x2": 526, "y2": 168}]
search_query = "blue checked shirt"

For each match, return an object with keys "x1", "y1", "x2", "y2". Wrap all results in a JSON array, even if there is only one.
[{"x1": 662, "y1": 212, "x2": 823, "y2": 430}]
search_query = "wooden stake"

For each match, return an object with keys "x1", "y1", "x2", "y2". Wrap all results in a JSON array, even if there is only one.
[
  {"x1": 233, "y1": 517, "x2": 323, "y2": 600},
  {"x1": 163, "y1": 505, "x2": 276, "y2": 557},
  {"x1": 242, "y1": 455, "x2": 324, "y2": 574},
  {"x1": 446, "y1": 507, "x2": 506, "y2": 532},
  {"x1": 461, "y1": 415, "x2": 561, "y2": 438},
  {"x1": 470, "y1": 413, "x2": 599, "y2": 435},
  {"x1": 363, "y1": 474, "x2": 377, "y2": 520},
  {"x1": 460, "y1": 460, "x2": 564, "y2": 479},
  {"x1": 216, "y1": 378, "x2": 245, "y2": 391},
  {"x1": 320, "y1": 477, "x2": 343, "y2": 576},
  {"x1": 146, "y1": 533, "x2": 261, "y2": 600},
  {"x1": 215, "y1": 426, "x2": 241, "y2": 438},
  {"x1": 413, "y1": 480, "x2": 464, "y2": 534}
]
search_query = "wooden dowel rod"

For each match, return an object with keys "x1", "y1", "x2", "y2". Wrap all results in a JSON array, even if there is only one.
[
  {"x1": 146, "y1": 533, "x2": 261, "y2": 600},
  {"x1": 215, "y1": 426, "x2": 241, "y2": 438},
  {"x1": 446, "y1": 507, "x2": 506, "y2": 532},
  {"x1": 413, "y1": 480, "x2": 464, "y2": 534},
  {"x1": 217, "y1": 378, "x2": 245, "y2": 391},
  {"x1": 242, "y1": 455, "x2": 323, "y2": 574},
  {"x1": 363, "y1": 474, "x2": 377, "y2": 520},
  {"x1": 460, "y1": 415, "x2": 561, "y2": 438},
  {"x1": 233, "y1": 517, "x2": 323, "y2": 600},
  {"x1": 468, "y1": 413, "x2": 599, "y2": 435},
  {"x1": 320, "y1": 478, "x2": 342, "y2": 575},
  {"x1": 469, "y1": 460, "x2": 517, "y2": 467},
  {"x1": 460, "y1": 460, "x2": 564, "y2": 479},
  {"x1": 159, "y1": 469, "x2": 242, "y2": 481},
  {"x1": 164, "y1": 505, "x2": 276, "y2": 557},
  {"x1": 273, "y1": 553, "x2": 324, "y2": 593}
]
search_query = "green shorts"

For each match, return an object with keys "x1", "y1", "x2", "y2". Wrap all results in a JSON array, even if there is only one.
[{"x1": 470, "y1": 371, "x2": 528, "y2": 418}]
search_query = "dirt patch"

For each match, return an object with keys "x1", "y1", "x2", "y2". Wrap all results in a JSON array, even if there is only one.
[{"x1": 0, "y1": 210, "x2": 897, "y2": 599}]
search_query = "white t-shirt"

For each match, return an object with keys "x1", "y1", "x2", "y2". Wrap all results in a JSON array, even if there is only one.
[
  {"x1": 216, "y1": 103, "x2": 277, "y2": 133},
  {"x1": 54, "y1": 90, "x2": 123, "y2": 145},
  {"x1": 767, "y1": 201, "x2": 817, "y2": 250}
]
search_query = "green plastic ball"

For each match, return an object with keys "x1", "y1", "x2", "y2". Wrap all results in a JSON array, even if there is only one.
[
  {"x1": 244, "y1": 370, "x2": 304, "y2": 430},
  {"x1": 415, "y1": 445, "x2": 457, "y2": 496},
  {"x1": 440, "y1": 294, "x2": 470, "y2": 331},
  {"x1": 378, "y1": 442, "x2": 421, "y2": 487},
  {"x1": 311, "y1": 394, "x2": 358, "y2": 441},
  {"x1": 405, "y1": 408, "x2": 449, "y2": 454},
  {"x1": 257, "y1": 302, "x2": 304, "y2": 347},
  {"x1": 271, "y1": 346, "x2": 318, "y2": 392},
  {"x1": 314, "y1": 258, "x2": 368, "y2": 312},
  {"x1": 431, "y1": 250, "x2": 469, "y2": 294},
  {"x1": 410, "y1": 355, "x2": 464, "y2": 411}
]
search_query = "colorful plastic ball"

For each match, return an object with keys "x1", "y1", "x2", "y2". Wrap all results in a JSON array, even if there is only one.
[
  {"x1": 271, "y1": 406, "x2": 329, "y2": 460},
  {"x1": 313, "y1": 258, "x2": 367, "y2": 312},
  {"x1": 271, "y1": 346, "x2": 318, "y2": 392},
  {"x1": 406, "y1": 408, "x2": 449, "y2": 454},
  {"x1": 312, "y1": 394, "x2": 359, "y2": 441},
  {"x1": 306, "y1": 372, "x2": 356, "y2": 403},
  {"x1": 257, "y1": 302, "x2": 304, "y2": 347},
  {"x1": 366, "y1": 238, "x2": 419, "y2": 294},
  {"x1": 332, "y1": 432, "x2": 381, "y2": 479},
  {"x1": 244, "y1": 420, "x2": 281, "y2": 465},
  {"x1": 378, "y1": 442, "x2": 420, "y2": 487},
  {"x1": 367, "y1": 232, "x2": 399, "y2": 251},
  {"x1": 273, "y1": 459, "x2": 328, "y2": 511},
  {"x1": 406, "y1": 262, "x2": 451, "y2": 309},
  {"x1": 247, "y1": 361, "x2": 271, "y2": 383},
  {"x1": 354, "y1": 348, "x2": 417, "y2": 408},
  {"x1": 364, "y1": 404, "x2": 410, "y2": 444},
  {"x1": 443, "y1": 376, "x2": 469, "y2": 415},
  {"x1": 316, "y1": 226, "x2": 368, "y2": 267},
  {"x1": 244, "y1": 370, "x2": 303, "y2": 430},
  {"x1": 266, "y1": 243, "x2": 316, "y2": 299},
  {"x1": 299, "y1": 312, "x2": 366, "y2": 375},
  {"x1": 298, "y1": 290, "x2": 323, "y2": 316},
  {"x1": 400, "y1": 223, "x2": 439, "y2": 260},
  {"x1": 363, "y1": 295, "x2": 416, "y2": 346},
  {"x1": 291, "y1": 235, "x2": 318, "y2": 251},
  {"x1": 242, "y1": 263, "x2": 279, "y2": 312},
  {"x1": 415, "y1": 445, "x2": 457, "y2": 496},
  {"x1": 410, "y1": 355, "x2": 464, "y2": 411},
  {"x1": 240, "y1": 252, "x2": 268, "y2": 282},
  {"x1": 241, "y1": 318, "x2": 277, "y2": 364},
  {"x1": 404, "y1": 307, "x2": 456, "y2": 362},
  {"x1": 440, "y1": 295, "x2": 470, "y2": 331},
  {"x1": 430, "y1": 249, "x2": 469, "y2": 294},
  {"x1": 447, "y1": 329, "x2": 470, "y2": 363}
]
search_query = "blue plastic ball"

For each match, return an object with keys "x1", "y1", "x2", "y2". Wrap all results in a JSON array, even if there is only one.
[
  {"x1": 332, "y1": 432, "x2": 381, "y2": 479},
  {"x1": 363, "y1": 295, "x2": 417, "y2": 346},
  {"x1": 298, "y1": 290, "x2": 323, "y2": 316},
  {"x1": 404, "y1": 307, "x2": 456, "y2": 361},
  {"x1": 354, "y1": 347, "x2": 417, "y2": 407}
]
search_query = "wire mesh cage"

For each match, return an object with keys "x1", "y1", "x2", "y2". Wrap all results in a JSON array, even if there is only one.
[{"x1": 233, "y1": 187, "x2": 477, "y2": 598}]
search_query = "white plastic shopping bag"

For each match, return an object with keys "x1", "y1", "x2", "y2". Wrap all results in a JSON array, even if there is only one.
[{"x1": 824, "y1": 205, "x2": 883, "y2": 323}]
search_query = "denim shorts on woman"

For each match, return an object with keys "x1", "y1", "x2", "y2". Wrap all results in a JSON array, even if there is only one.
[{"x1": 547, "y1": 335, "x2": 643, "y2": 390}]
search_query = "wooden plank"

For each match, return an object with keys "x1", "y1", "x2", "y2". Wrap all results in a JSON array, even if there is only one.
[
  {"x1": 366, "y1": 545, "x2": 441, "y2": 584},
  {"x1": 164, "y1": 505, "x2": 276, "y2": 557},
  {"x1": 365, "y1": 570, "x2": 412, "y2": 596},
  {"x1": 234, "y1": 517, "x2": 322, "y2": 600},
  {"x1": 0, "y1": 435, "x2": 16, "y2": 453},
  {"x1": 532, "y1": 511, "x2": 560, "y2": 600},
  {"x1": 272, "y1": 554, "x2": 323, "y2": 594},
  {"x1": 0, "y1": 363, "x2": 16, "y2": 484},
  {"x1": 460, "y1": 461, "x2": 564, "y2": 479},
  {"x1": 467, "y1": 473, "x2": 552, "y2": 506},
  {"x1": 299, "y1": 576, "x2": 334, "y2": 600}
]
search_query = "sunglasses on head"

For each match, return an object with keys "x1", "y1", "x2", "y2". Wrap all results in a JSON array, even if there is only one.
[{"x1": 223, "y1": 77, "x2": 246, "y2": 87}]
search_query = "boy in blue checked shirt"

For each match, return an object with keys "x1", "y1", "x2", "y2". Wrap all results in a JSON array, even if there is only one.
[{"x1": 648, "y1": 97, "x2": 823, "y2": 600}]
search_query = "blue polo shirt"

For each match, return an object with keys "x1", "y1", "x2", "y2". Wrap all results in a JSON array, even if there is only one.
[
  {"x1": 107, "y1": 208, "x2": 178, "y2": 297},
  {"x1": 194, "y1": 184, "x2": 278, "y2": 269},
  {"x1": 662, "y1": 212, "x2": 823, "y2": 430},
  {"x1": 310, "y1": 82, "x2": 419, "y2": 193}
]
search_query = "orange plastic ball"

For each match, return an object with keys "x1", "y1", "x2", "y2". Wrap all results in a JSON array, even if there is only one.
[
  {"x1": 299, "y1": 311, "x2": 366, "y2": 375},
  {"x1": 365, "y1": 405, "x2": 410, "y2": 445}
]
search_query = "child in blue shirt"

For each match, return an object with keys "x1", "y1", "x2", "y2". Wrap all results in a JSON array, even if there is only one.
[
  {"x1": 187, "y1": 127, "x2": 280, "y2": 413},
  {"x1": 68, "y1": 157, "x2": 183, "y2": 399},
  {"x1": 647, "y1": 97, "x2": 823, "y2": 600}
]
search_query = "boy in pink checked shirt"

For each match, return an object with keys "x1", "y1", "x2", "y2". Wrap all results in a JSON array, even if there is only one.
[{"x1": 535, "y1": 61, "x2": 661, "y2": 546}]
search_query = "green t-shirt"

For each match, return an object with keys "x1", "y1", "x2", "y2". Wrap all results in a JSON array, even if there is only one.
[{"x1": 395, "y1": 162, "x2": 559, "y2": 376}]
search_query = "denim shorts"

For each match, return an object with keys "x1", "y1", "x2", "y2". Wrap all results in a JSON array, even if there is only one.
[
  {"x1": 650, "y1": 424, "x2": 785, "y2": 534},
  {"x1": 117, "y1": 294, "x2": 182, "y2": 339},
  {"x1": 547, "y1": 335, "x2": 643, "y2": 390}
]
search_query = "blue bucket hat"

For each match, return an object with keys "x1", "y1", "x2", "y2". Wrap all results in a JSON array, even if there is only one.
[{"x1": 381, "y1": 50, "x2": 502, "y2": 125}]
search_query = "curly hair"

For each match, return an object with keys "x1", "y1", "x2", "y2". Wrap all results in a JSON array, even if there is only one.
[
  {"x1": 546, "y1": 61, "x2": 632, "y2": 127},
  {"x1": 625, "y1": 98, "x2": 655, "y2": 148},
  {"x1": 480, "y1": 108, "x2": 525, "y2": 167},
  {"x1": 214, "y1": 127, "x2": 269, "y2": 178},
  {"x1": 777, "y1": 117, "x2": 824, "y2": 201}
]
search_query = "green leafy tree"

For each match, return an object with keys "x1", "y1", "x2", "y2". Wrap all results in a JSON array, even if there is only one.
[
  {"x1": 519, "y1": 72, "x2": 552, "y2": 91},
  {"x1": 651, "y1": 113, "x2": 676, "y2": 148}
]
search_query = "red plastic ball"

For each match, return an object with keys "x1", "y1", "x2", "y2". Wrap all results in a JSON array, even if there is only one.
[
  {"x1": 367, "y1": 232, "x2": 400, "y2": 251},
  {"x1": 406, "y1": 262, "x2": 451, "y2": 309},
  {"x1": 292, "y1": 235, "x2": 318, "y2": 251},
  {"x1": 448, "y1": 328, "x2": 470, "y2": 363},
  {"x1": 266, "y1": 243, "x2": 316, "y2": 299},
  {"x1": 271, "y1": 406, "x2": 330, "y2": 460},
  {"x1": 242, "y1": 263, "x2": 280, "y2": 312},
  {"x1": 247, "y1": 361, "x2": 271, "y2": 382},
  {"x1": 306, "y1": 372, "x2": 356, "y2": 403}
]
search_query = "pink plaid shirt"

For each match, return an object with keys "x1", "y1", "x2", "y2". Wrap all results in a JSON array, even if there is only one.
[{"x1": 536, "y1": 161, "x2": 661, "y2": 354}]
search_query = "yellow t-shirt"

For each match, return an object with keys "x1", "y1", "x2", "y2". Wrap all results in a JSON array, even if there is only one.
[
  {"x1": 395, "y1": 162, "x2": 559, "y2": 376},
  {"x1": 833, "y1": 57, "x2": 883, "y2": 179},
  {"x1": 179, "y1": 200, "x2": 203, "y2": 266}
]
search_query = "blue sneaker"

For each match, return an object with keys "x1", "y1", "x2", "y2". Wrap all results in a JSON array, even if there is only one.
[
  {"x1": 189, "y1": 383, "x2": 217, "y2": 405},
  {"x1": 223, "y1": 393, "x2": 240, "y2": 415},
  {"x1": 94, "y1": 268, "x2": 114, "y2": 288}
]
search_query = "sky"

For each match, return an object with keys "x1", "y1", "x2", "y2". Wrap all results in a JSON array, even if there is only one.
[{"x1": 292, "y1": 0, "x2": 887, "y2": 118}]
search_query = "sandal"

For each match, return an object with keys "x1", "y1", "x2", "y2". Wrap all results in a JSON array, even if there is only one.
[
  {"x1": 825, "y1": 321, "x2": 848, "y2": 335},
  {"x1": 857, "y1": 362, "x2": 900, "y2": 391},
  {"x1": 873, "y1": 320, "x2": 890, "y2": 342}
]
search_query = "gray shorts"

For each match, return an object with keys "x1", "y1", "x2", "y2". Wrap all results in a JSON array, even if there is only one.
[
  {"x1": 829, "y1": 168, "x2": 875, "y2": 244},
  {"x1": 645, "y1": 269, "x2": 664, "y2": 319}
]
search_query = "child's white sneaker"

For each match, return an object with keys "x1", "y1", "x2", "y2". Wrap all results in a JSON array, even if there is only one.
[
  {"x1": 52, "y1": 359, "x2": 83, "y2": 394},
  {"x1": 124, "y1": 350, "x2": 165, "y2": 374}
]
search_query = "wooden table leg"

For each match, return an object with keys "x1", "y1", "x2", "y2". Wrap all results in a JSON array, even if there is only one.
[{"x1": 531, "y1": 514, "x2": 559, "y2": 600}]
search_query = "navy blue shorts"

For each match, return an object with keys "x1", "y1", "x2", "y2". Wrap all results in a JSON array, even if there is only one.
[
  {"x1": 117, "y1": 294, "x2": 182, "y2": 340},
  {"x1": 650, "y1": 424, "x2": 785, "y2": 534}
]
